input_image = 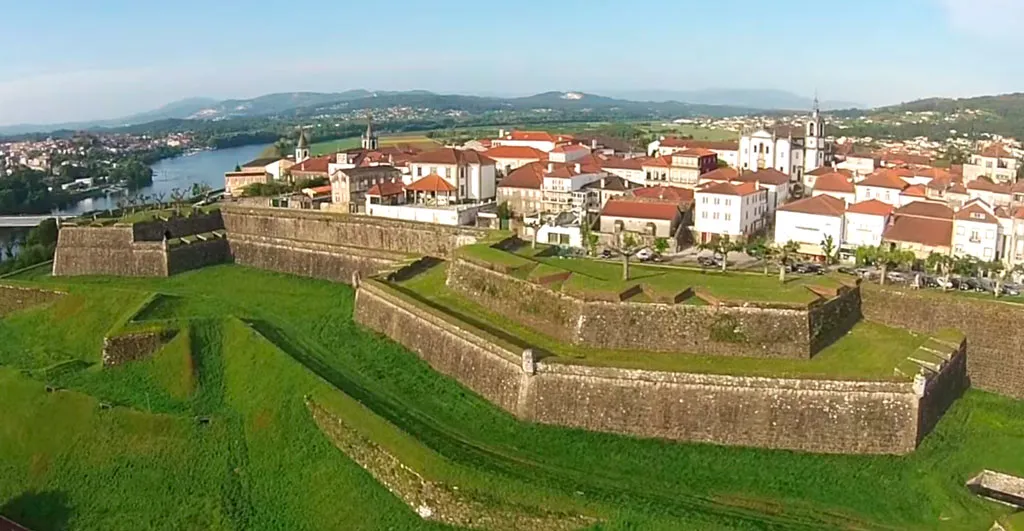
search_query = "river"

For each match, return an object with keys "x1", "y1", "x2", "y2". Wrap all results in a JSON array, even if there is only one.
[{"x1": 59, "y1": 143, "x2": 269, "y2": 216}]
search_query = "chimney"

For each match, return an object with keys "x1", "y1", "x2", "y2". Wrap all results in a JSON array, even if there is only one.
[
  {"x1": 547, "y1": 162, "x2": 554, "y2": 172},
  {"x1": 600, "y1": 177, "x2": 606, "y2": 188},
  {"x1": 591, "y1": 139, "x2": 598, "y2": 149},
  {"x1": 574, "y1": 163, "x2": 581, "y2": 173}
]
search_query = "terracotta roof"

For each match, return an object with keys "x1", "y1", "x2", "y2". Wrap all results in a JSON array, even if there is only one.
[
  {"x1": 411, "y1": 148, "x2": 494, "y2": 166},
  {"x1": 1015, "y1": 207, "x2": 1024, "y2": 219},
  {"x1": 405, "y1": 174, "x2": 456, "y2": 193},
  {"x1": 980, "y1": 143, "x2": 1013, "y2": 158},
  {"x1": 739, "y1": 168, "x2": 789, "y2": 185},
  {"x1": 291, "y1": 155, "x2": 332, "y2": 174},
  {"x1": 602, "y1": 199, "x2": 680, "y2": 221},
  {"x1": 698, "y1": 181, "x2": 761, "y2": 196},
  {"x1": 813, "y1": 172, "x2": 855, "y2": 193},
  {"x1": 778, "y1": 194, "x2": 845, "y2": 217},
  {"x1": 599, "y1": 156, "x2": 644, "y2": 170},
  {"x1": 879, "y1": 152, "x2": 932, "y2": 166},
  {"x1": 641, "y1": 156, "x2": 672, "y2": 168},
  {"x1": 366, "y1": 179, "x2": 406, "y2": 197},
  {"x1": 659, "y1": 138, "x2": 740, "y2": 151},
  {"x1": 807, "y1": 166, "x2": 853, "y2": 177},
  {"x1": 242, "y1": 157, "x2": 282, "y2": 168},
  {"x1": 700, "y1": 167, "x2": 740, "y2": 182},
  {"x1": 955, "y1": 201, "x2": 998, "y2": 224},
  {"x1": 497, "y1": 162, "x2": 545, "y2": 189},
  {"x1": 551, "y1": 144, "x2": 589, "y2": 153},
  {"x1": 901, "y1": 184, "x2": 927, "y2": 197},
  {"x1": 484, "y1": 145, "x2": 547, "y2": 160},
  {"x1": 884, "y1": 217, "x2": 952, "y2": 248},
  {"x1": 913, "y1": 167, "x2": 952, "y2": 182},
  {"x1": 581, "y1": 175, "x2": 639, "y2": 192},
  {"x1": 675, "y1": 148, "x2": 717, "y2": 157},
  {"x1": 308, "y1": 185, "x2": 332, "y2": 195},
  {"x1": 846, "y1": 199, "x2": 893, "y2": 217},
  {"x1": 950, "y1": 164, "x2": 963, "y2": 176},
  {"x1": 893, "y1": 201, "x2": 954, "y2": 220},
  {"x1": 630, "y1": 186, "x2": 694, "y2": 203},
  {"x1": 857, "y1": 170, "x2": 909, "y2": 190},
  {"x1": 967, "y1": 176, "x2": 1011, "y2": 194},
  {"x1": 545, "y1": 165, "x2": 581, "y2": 178}
]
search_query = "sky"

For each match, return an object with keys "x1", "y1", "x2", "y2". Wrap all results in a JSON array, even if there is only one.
[{"x1": 0, "y1": 0, "x2": 1022, "y2": 126}]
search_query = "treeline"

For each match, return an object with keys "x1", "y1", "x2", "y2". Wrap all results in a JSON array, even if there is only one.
[
  {"x1": 0, "y1": 169, "x2": 68, "y2": 215},
  {"x1": 0, "y1": 218, "x2": 59, "y2": 275}
]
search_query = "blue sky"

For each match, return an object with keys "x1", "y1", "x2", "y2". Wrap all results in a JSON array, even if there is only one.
[{"x1": 0, "y1": 0, "x2": 1021, "y2": 126}]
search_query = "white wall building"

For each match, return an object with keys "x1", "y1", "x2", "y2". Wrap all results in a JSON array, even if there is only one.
[
  {"x1": 953, "y1": 200, "x2": 1001, "y2": 262},
  {"x1": 854, "y1": 171, "x2": 907, "y2": 206},
  {"x1": 843, "y1": 200, "x2": 893, "y2": 249},
  {"x1": 737, "y1": 104, "x2": 828, "y2": 183},
  {"x1": 694, "y1": 182, "x2": 768, "y2": 242},
  {"x1": 773, "y1": 195, "x2": 845, "y2": 257},
  {"x1": 408, "y1": 148, "x2": 497, "y2": 201}
]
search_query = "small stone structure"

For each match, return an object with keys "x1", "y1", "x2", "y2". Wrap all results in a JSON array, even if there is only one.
[
  {"x1": 355, "y1": 279, "x2": 966, "y2": 455},
  {"x1": 446, "y1": 258, "x2": 862, "y2": 359},
  {"x1": 966, "y1": 470, "x2": 1024, "y2": 508},
  {"x1": 862, "y1": 285, "x2": 1024, "y2": 399},
  {"x1": 102, "y1": 330, "x2": 170, "y2": 366},
  {"x1": 0, "y1": 285, "x2": 64, "y2": 317}
]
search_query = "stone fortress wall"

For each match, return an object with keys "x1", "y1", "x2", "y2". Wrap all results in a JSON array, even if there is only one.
[
  {"x1": 355, "y1": 279, "x2": 966, "y2": 455},
  {"x1": 446, "y1": 258, "x2": 862, "y2": 359},
  {"x1": 862, "y1": 286, "x2": 1024, "y2": 399}
]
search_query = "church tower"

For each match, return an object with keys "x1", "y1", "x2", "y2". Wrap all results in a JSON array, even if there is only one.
[
  {"x1": 295, "y1": 130, "x2": 310, "y2": 163},
  {"x1": 804, "y1": 96, "x2": 825, "y2": 172},
  {"x1": 361, "y1": 115, "x2": 379, "y2": 151}
]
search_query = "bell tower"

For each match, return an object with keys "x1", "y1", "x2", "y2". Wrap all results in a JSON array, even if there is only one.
[
  {"x1": 804, "y1": 95, "x2": 825, "y2": 171},
  {"x1": 295, "y1": 130, "x2": 310, "y2": 163},
  {"x1": 361, "y1": 115, "x2": 379, "y2": 151}
]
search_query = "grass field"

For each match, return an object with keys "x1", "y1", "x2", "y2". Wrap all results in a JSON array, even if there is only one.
[
  {"x1": 310, "y1": 135, "x2": 442, "y2": 155},
  {"x1": 2, "y1": 265, "x2": 1023, "y2": 529}
]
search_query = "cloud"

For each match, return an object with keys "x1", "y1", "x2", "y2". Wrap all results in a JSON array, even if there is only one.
[{"x1": 939, "y1": 0, "x2": 1024, "y2": 37}]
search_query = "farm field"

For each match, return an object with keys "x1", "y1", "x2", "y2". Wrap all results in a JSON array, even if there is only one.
[{"x1": 1, "y1": 264, "x2": 1023, "y2": 530}]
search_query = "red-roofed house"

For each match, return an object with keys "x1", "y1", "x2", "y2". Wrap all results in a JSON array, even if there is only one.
[
  {"x1": 966, "y1": 176, "x2": 1012, "y2": 207},
  {"x1": 854, "y1": 170, "x2": 909, "y2": 206},
  {"x1": 883, "y1": 202, "x2": 955, "y2": 259},
  {"x1": 694, "y1": 182, "x2": 768, "y2": 241},
  {"x1": 649, "y1": 137, "x2": 740, "y2": 167},
  {"x1": 844, "y1": 200, "x2": 893, "y2": 249},
  {"x1": 811, "y1": 171, "x2": 856, "y2": 204},
  {"x1": 774, "y1": 195, "x2": 846, "y2": 257},
  {"x1": 599, "y1": 156, "x2": 646, "y2": 185},
  {"x1": 600, "y1": 199, "x2": 684, "y2": 240},
  {"x1": 408, "y1": 148, "x2": 497, "y2": 201},
  {"x1": 953, "y1": 200, "x2": 1002, "y2": 261},
  {"x1": 899, "y1": 184, "x2": 929, "y2": 206},
  {"x1": 484, "y1": 145, "x2": 547, "y2": 176},
  {"x1": 964, "y1": 143, "x2": 1019, "y2": 184},
  {"x1": 366, "y1": 179, "x2": 407, "y2": 206},
  {"x1": 329, "y1": 165, "x2": 403, "y2": 213},
  {"x1": 492, "y1": 129, "x2": 573, "y2": 153},
  {"x1": 548, "y1": 143, "x2": 591, "y2": 163},
  {"x1": 496, "y1": 162, "x2": 545, "y2": 215},
  {"x1": 289, "y1": 155, "x2": 333, "y2": 180}
]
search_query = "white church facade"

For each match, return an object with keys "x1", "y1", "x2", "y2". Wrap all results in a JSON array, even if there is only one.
[{"x1": 738, "y1": 103, "x2": 829, "y2": 186}]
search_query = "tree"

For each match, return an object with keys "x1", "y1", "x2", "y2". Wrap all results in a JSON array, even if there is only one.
[
  {"x1": 926, "y1": 252, "x2": 955, "y2": 291},
  {"x1": 855, "y1": 245, "x2": 878, "y2": 266},
  {"x1": 698, "y1": 235, "x2": 743, "y2": 272},
  {"x1": 525, "y1": 218, "x2": 543, "y2": 249},
  {"x1": 608, "y1": 232, "x2": 643, "y2": 281},
  {"x1": 654, "y1": 237, "x2": 670, "y2": 256},
  {"x1": 876, "y1": 247, "x2": 915, "y2": 286},
  {"x1": 745, "y1": 237, "x2": 771, "y2": 275},
  {"x1": 986, "y1": 260, "x2": 1007, "y2": 298},
  {"x1": 820, "y1": 235, "x2": 839, "y2": 265},
  {"x1": 2, "y1": 237, "x2": 16, "y2": 262},
  {"x1": 496, "y1": 201, "x2": 512, "y2": 220},
  {"x1": 773, "y1": 241, "x2": 800, "y2": 283}
]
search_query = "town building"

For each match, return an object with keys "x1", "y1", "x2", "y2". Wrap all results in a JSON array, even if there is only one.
[
  {"x1": 548, "y1": 144, "x2": 591, "y2": 163},
  {"x1": 882, "y1": 202, "x2": 955, "y2": 259},
  {"x1": 581, "y1": 175, "x2": 642, "y2": 209},
  {"x1": 648, "y1": 138, "x2": 740, "y2": 168},
  {"x1": 735, "y1": 168, "x2": 791, "y2": 213},
  {"x1": 600, "y1": 199, "x2": 683, "y2": 241},
  {"x1": 540, "y1": 163, "x2": 603, "y2": 213},
  {"x1": 289, "y1": 155, "x2": 332, "y2": 182},
  {"x1": 843, "y1": 200, "x2": 893, "y2": 250},
  {"x1": 224, "y1": 170, "x2": 270, "y2": 197},
  {"x1": 598, "y1": 156, "x2": 646, "y2": 185},
  {"x1": 483, "y1": 145, "x2": 546, "y2": 176},
  {"x1": 854, "y1": 170, "x2": 908, "y2": 206},
  {"x1": 694, "y1": 182, "x2": 768, "y2": 242},
  {"x1": 492, "y1": 130, "x2": 573, "y2": 153},
  {"x1": 329, "y1": 166, "x2": 403, "y2": 213},
  {"x1": 408, "y1": 148, "x2": 497, "y2": 201},
  {"x1": 963, "y1": 144, "x2": 1019, "y2": 184},
  {"x1": 953, "y1": 200, "x2": 1002, "y2": 261},
  {"x1": 738, "y1": 103, "x2": 829, "y2": 182},
  {"x1": 295, "y1": 130, "x2": 310, "y2": 163},
  {"x1": 496, "y1": 162, "x2": 545, "y2": 215},
  {"x1": 811, "y1": 170, "x2": 856, "y2": 204},
  {"x1": 966, "y1": 177, "x2": 1012, "y2": 207},
  {"x1": 773, "y1": 195, "x2": 845, "y2": 257}
]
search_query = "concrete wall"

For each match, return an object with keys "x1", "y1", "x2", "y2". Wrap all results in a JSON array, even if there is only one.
[
  {"x1": 221, "y1": 204, "x2": 487, "y2": 258},
  {"x1": 862, "y1": 286, "x2": 1024, "y2": 399},
  {"x1": 446, "y1": 258, "x2": 859, "y2": 359},
  {"x1": 354, "y1": 279, "x2": 965, "y2": 455}
]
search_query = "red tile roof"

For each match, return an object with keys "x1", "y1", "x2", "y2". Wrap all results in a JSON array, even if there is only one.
[
  {"x1": 698, "y1": 181, "x2": 761, "y2": 196},
  {"x1": 901, "y1": 184, "x2": 927, "y2": 197},
  {"x1": 955, "y1": 201, "x2": 998, "y2": 224},
  {"x1": 884, "y1": 217, "x2": 952, "y2": 248},
  {"x1": 739, "y1": 168, "x2": 789, "y2": 185},
  {"x1": 980, "y1": 143, "x2": 1013, "y2": 158},
  {"x1": 366, "y1": 179, "x2": 406, "y2": 197},
  {"x1": 700, "y1": 167, "x2": 740, "y2": 182},
  {"x1": 484, "y1": 145, "x2": 547, "y2": 160},
  {"x1": 675, "y1": 148, "x2": 717, "y2": 157},
  {"x1": 893, "y1": 201, "x2": 954, "y2": 220},
  {"x1": 641, "y1": 156, "x2": 672, "y2": 168},
  {"x1": 807, "y1": 166, "x2": 853, "y2": 177},
  {"x1": 857, "y1": 170, "x2": 909, "y2": 190},
  {"x1": 846, "y1": 199, "x2": 893, "y2": 217},
  {"x1": 967, "y1": 176, "x2": 1011, "y2": 194},
  {"x1": 545, "y1": 165, "x2": 582, "y2": 178},
  {"x1": 879, "y1": 152, "x2": 933, "y2": 166},
  {"x1": 291, "y1": 155, "x2": 332, "y2": 174},
  {"x1": 601, "y1": 199, "x2": 680, "y2": 221},
  {"x1": 659, "y1": 137, "x2": 740, "y2": 151},
  {"x1": 599, "y1": 156, "x2": 644, "y2": 170},
  {"x1": 630, "y1": 186, "x2": 694, "y2": 203},
  {"x1": 551, "y1": 144, "x2": 589, "y2": 153},
  {"x1": 411, "y1": 148, "x2": 494, "y2": 166},
  {"x1": 508, "y1": 130, "x2": 557, "y2": 142},
  {"x1": 813, "y1": 172, "x2": 855, "y2": 193},
  {"x1": 778, "y1": 194, "x2": 845, "y2": 217},
  {"x1": 498, "y1": 162, "x2": 545, "y2": 190},
  {"x1": 406, "y1": 174, "x2": 456, "y2": 193}
]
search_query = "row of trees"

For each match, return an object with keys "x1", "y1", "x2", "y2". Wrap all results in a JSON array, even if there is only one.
[{"x1": 0, "y1": 218, "x2": 59, "y2": 276}]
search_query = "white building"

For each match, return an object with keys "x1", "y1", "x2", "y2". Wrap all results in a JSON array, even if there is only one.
[
  {"x1": 953, "y1": 200, "x2": 1002, "y2": 262},
  {"x1": 483, "y1": 145, "x2": 546, "y2": 176},
  {"x1": 843, "y1": 200, "x2": 893, "y2": 250},
  {"x1": 811, "y1": 171, "x2": 856, "y2": 205},
  {"x1": 966, "y1": 177, "x2": 1012, "y2": 207},
  {"x1": 963, "y1": 144, "x2": 1019, "y2": 184},
  {"x1": 854, "y1": 170, "x2": 907, "y2": 206},
  {"x1": 408, "y1": 148, "x2": 497, "y2": 201},
  {"x1": 647, "y1": 138, "x2": 740, "y2": 168},
  {"x1": 599, "y1": 157, "x2": 646, "y2": 185},
  {"x1": 600, "y1": 199, "x2": 682, "y2": 239},
  {"x1": 694, "y1": 182, "x2": 768, "y2": 242},
  {"x1": 492, "y1": 130, "x2": 572, "y2": 153},
  {"x1": 773, "y1": 195, "x2": 845, "y2": 257},
  {"x1": 540, "y1": 163, "x2": 602, "y2": 213},
  {"x1": 548, "y1": 144, "x2": 590, "y2": 163},
  {"x1": 738, "y1": 104, "x2": 829, "y2": 183},
  {"x1": 735, "y1": 168, "x2": 791, "y2": 213}
]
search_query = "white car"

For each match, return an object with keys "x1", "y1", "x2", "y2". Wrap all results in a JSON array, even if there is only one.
[{"x1": 635, "y1": 248, "x2": 655, "y2": 261}]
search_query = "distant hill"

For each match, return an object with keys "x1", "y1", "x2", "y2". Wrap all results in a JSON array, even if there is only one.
[
  {"x1": 604, "y1": 89, "x2": 862, "y2": 111},
  {"x1": 871, "y1": 93, "x2": 1024, "y2": 116}
]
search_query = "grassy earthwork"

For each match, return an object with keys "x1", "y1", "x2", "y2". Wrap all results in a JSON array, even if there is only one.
[{"x1": 1, "y1": 265, "x2": 1023, "y2": 530}]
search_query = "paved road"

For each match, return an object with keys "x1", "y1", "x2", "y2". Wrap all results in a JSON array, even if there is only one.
[{"x1": 0, "y1": 215, "x2": 67, "y2": 228}]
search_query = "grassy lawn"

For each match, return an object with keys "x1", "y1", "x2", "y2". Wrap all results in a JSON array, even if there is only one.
[
  {"x1": 3, "y1": 265, "x2": 1023, "y2": 530},
  {"x1": 641, "y1": 122, "x2": 738, "y2": 142},
  {"x1": 310, "y1": 135, "x2": 442, "y2": 155},
  {"x1": 397, "y1": 263, "x2": 928, "y2": 380},
  {"x1": 468, "y1": 243, "x2": 843, "y2": 305}
]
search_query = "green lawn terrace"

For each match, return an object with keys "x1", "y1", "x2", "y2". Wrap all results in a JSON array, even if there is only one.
[
  {"x1": 1, "y1": 265, "x2": 1021, "y2": 529},
  {"x1": 391, "y1": 260, "x2": 960, "y2": 381},
  {"x1": 62, "y1": 204, "x2": 223, "y2": 227},
  {"x1": 458, "y1": 241, "x2": 850, "y2": 307}
]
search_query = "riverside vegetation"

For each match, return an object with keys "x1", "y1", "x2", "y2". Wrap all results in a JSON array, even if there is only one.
[{"x1": 2, "y1": 264, "x2": 1024, "y2": 530}]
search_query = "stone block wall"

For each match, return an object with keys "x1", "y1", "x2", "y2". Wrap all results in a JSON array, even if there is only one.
[
  {"x1": 167, "y1": 239, "x2": 232, "y2": 275},
  {"x1": 0, "y1": 285, "x2": 64, "y2": 317},
  {"x1": 102, "y1": 330, "x2": 168, "y2": 366},
  {"x1": 230, "y1": 234, "x2": 405, "y2": 285},
  {"x1": 446, "y1": 258, "x2": 854, "y2": 359},
  {"x1": 354, "y1": 280, "x2": 963, "y2": 455},
  {"x1": 132, "y1": 211, "x2": 225, "y2": 241},
  {"x1": 862, "y1": 286, "x2": 1024, "y2": 399},
  {"x1": 221, "y1": 205, "x2": 487, "y2": 258},
  {"x1": 54, "y1": 226, "x2": 168, "y2": 277}
]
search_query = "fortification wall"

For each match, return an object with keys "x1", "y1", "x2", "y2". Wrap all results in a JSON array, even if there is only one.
[
  {"x1": 221, "y1": 204, "x2": 486, "y2": 258},
  {"x1": 446, "y1": 258, "x2": 853, "y2": 359},
  {"x1": 916, "y1": 339, "x2": 969, "y2": 440},
  {"x1": 167, "y1": 239, "x2": 232, "y2": 275},
  {"x1": 354, "y1": 280, "x2": 955, "y2": 455},
  {"x1": 54, "y1": 226, "x2": 168, "y2": 277},
  {"x1": 861, "y1": 287, "x2": 1024, "y2": 398},
  {"x1": 132, "y1": 211, "x2": 225, "y2": 241},
  {"x1": 0, "y1": 285, "x2": 64, "y2": 317},
  {"x1": 230, "y1": 234, "x2": 404, "y2": 284},
  {"x1": 102, "y1": 330, "x2": 168, "y2": 366}
]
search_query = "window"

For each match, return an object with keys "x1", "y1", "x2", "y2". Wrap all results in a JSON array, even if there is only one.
[
  {"x1": 725, "y1": 213, "x2": 732, "y2": 221},
  {"x1": 725, "y1": 199, "x2": 732, "y2": 207},
  {"x1": 713, "y1": 213, "x2": 720, "y2": 220},
  {"x1": 702, "y1": 212, "x2": 708, "y2": 219},
  {"x1": 984, "y1": 248, "x2": 993, "y2": 258},
  {"x1": 703, "y1": 197, "x2": 708, "y2": 204},
  {"x1": 970, "y1": 231, "x2": 981, "y2": 243},
  {"x1": 714, "y1": 198, "x2": 720, "y2": 205},
  {"x1": 986, "y1": 230, "x2": 995, "y2": 240},
  {"x1": 955, "y1": 245, "x2": 964, "y2": 253}
]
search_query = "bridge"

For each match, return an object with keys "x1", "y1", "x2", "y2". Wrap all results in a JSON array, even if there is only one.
[{"x1": 0, "y1": 215, "x2": 71, "y2": 228}]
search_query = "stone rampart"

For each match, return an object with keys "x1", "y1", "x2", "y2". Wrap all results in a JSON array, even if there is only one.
[
  {"x1": 221, "y1": 204, "x2": 487, "y2": 258},
  {"x1": 167, "y1": 238, "x2": 232, "y2": 275},
  {"x1": 862, "y1": 286, "x2": 1024, "y2": 399},
  {"x1": 354, "y1": 280, "x2": 965, "y2": 455},
  {"x1": 102, "y1": 330, "x2": 169, "y2": 366},
  {"x1": 230, "y1": 234, "x2": 406, "y2": 285},
  {"x1": 446, "y1": 258, "x2": 859, "y2": 359},
  {"x1": 132, "y1": 211, "x2": 225, "y2": 241},
  {"x1": 0, "y1": 285, "x2": 64, "y2": 317},
  {"x1": 54, "y1": 226, "x2": 168, "y2": 277}
]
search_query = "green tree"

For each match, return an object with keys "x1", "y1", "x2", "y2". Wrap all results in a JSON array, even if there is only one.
[
  {"x1": 926, "y1": 252, "x2": 955, "y2": 291},
  {"x1": 745, "y1": 237, "x2": 770, "y2": 275},
  {"x1": 820, "y1": 235, "x2": 839, "y2": 265},
  {"x1": 876, "y1": 247, "x2": 915, "y2": 286},
  {"x1": 525, "y1": 218, "x2": 543, "y2": 249},
  {"x1": 654, "y1": 237, "x2": 670, "y2": 256},
  {"x1": 496, "y1": 201, "x2": 511, "y2": 220},
  {"x1": 773, "y1": 241, "x2": 800, "y2": 283},
  {"x1": 855, "y1": 245, "x2": 878, "y2": 266},
  {"x1": 698, "y1": 235, "x2": 743, "y2": 273}
]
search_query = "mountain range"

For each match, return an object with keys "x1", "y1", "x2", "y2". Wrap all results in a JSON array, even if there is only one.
[{"x1": 0, "y1": 88, "x2": 859, "y2": 136}]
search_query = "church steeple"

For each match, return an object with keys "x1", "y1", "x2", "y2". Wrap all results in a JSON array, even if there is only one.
[
  {"x1": 295, "y1": 129, "x2": 310, "y2": 163},
  {"x1": 361, "y1": 114, "x2": 379, "y2": 151}
]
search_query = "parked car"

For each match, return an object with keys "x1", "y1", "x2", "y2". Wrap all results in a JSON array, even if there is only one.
[
  {"x1": 934, "y1": 277, "x2": 957, "y2": 290},
  {"x1": 837, "y1": 266, "x2": 857, "y2": 276},
  {"x1": 697, "y1": 256, "x2": 720, "y2": 267},
  {"x1": 635, "y1": 248, "x2": 656, "y2": 262},
  {"x1": 960, "y1": 278, "x2": 982, "y2": 292},
  {"x1": 1003, "y1": 284, "x2": 1021, "y2": 297},
  {"x1": 886, "y1": 271, "x2": 909, "y2": 283},
  {"x1": 600, "y1": 249, "x2": 613, "y2": 259}
]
